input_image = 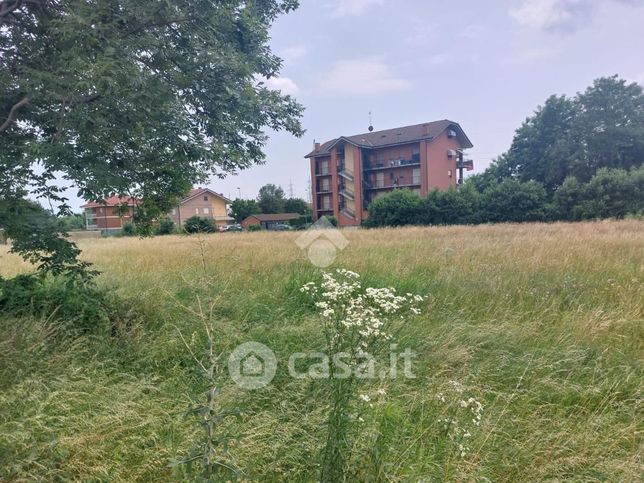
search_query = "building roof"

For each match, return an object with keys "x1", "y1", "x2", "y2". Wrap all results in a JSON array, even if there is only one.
[
  {"x1": 182, "y1": 187, "x2": 232, "y2": 204},
  {"x1": 305, "y1": 119, "x2": 473, "y2": 158},
  {"x1": 244, "y1": 213, "x2": 301, "y2": 223},
  {"x1": 80, "y1": 196, "x2": 139, "y2": 209}
]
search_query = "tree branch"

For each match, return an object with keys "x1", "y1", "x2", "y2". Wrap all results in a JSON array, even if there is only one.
[{"x1": 0, "y1": 96, "x2": 29, "y2": 133}]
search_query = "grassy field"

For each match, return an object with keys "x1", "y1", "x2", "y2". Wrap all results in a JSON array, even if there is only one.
[{"x1": 0, "y1": 221, "x2": 642, "y2": 481}]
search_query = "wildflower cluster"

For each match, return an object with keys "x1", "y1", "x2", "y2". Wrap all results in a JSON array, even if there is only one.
[
  {"x1": 301, "y1": 269, "x2": 423, "y2": 353},
  {"x1": 435, "y1": 380, "x2": 484, "y2": 458}
]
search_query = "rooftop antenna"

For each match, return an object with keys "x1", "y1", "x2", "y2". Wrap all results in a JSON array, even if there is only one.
[{"x1": 368, "y1": 111, "x2": 374, "y2": 132}]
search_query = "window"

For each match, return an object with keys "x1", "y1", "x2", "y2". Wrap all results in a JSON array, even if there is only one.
[
  {"x1": 376, "y1": 172, "x2": 384, "y2": 188},
  {"x1": 412, "y1": 168, "x2": 420, "y2": 185},
  {"x1": 203, "y1": 207, "x2": 210, "y2": 214},
  {"x1": 172, "y1": 208, "x2": 176, "y2": 215},
  {"x1": 195, "y1": 208, "x2": 200, "y2": 214},
  {"x1": 203, "y1": 196, "x2": 208, "y2": 201}
]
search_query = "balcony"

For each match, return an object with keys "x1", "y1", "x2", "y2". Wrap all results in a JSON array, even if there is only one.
[
  {"x1": 363, "y1": 155, "x2": 420, "y2": 171},
  {"x1": 316, "y1": 169, "x2": 331, "y2": 176},
  {"x1": 316, "y1": 184, "x2": 332, "y2": 194},
  {"x1": 338, "y1": 170, "x2": 354, "y2": 181},
  {"x1": 339, "y1": 187, "x2": 354, "y2": 201},
  {"x1": 366, "y1": 178, "x2": 420, "y2": 191},
  {"x1": 340, "y1": 207, "x2": 355, "y2": 219}
]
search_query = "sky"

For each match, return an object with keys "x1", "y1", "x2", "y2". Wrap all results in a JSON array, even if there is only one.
[{"x1": 65, "y1": 0, "x2": 644, "y2": 209}]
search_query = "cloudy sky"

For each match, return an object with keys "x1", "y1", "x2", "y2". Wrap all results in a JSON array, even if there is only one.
[{"x1": 69, "y1": 0, "x2": 644, "y2": 208}]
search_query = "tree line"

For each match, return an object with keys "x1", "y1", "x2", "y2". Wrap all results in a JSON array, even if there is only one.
[
  {"x1": 230, "y1": 183, "x2": 311, "y2": 223},
  {"x1": 367, "y1": 76, "x2": 644, "y2": 228}
]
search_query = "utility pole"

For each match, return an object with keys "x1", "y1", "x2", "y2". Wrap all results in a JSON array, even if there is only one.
[{"x1": 288, "y1": 179, "x2": 295, "y2": 199}]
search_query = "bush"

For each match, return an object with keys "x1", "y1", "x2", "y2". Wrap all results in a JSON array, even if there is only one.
[
  {"x1": 184, "y1": 216, "x2": 216, "y2": 234},
  {"x1": 122, "y1": 222, "x2": 137, "y2": 236},
  {"x1": 247, "y1": 224, "x2": 262, "y2": 232},
  {"x1": 157, "y1": 218, "x2": 176, "y2": 235},
  {"x1": 366, "y1": 189, "x2": 423, "y2": 227},
  {"x1": 552, "y1": 166, "x2": 644, "y2": 220},
  {"x1": 480, "y1": 179, "x2": 548, "y2": 223},
  {"x1": 321, "y1": 215, "x2": 338, "y2": 227},
  {"x1": 0, "y1": 274, "x2": 136, "y2": 334}
]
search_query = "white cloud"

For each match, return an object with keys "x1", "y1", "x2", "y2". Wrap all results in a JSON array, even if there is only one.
[
  {"x1": 332, "y1": 0, "x2": 384, "y2": 18},
  {"x1": 262, "y1": 76, "x2": 300, "y2": 96},
  {"x1": 317, "y1": 58, "x2": 411, "y2": 95},
  {"x1": 510, "y1": 0, "x2": 592, "y2": 32},
  {"x1": 281, "y1": 45, "x2": 307, "y2": 64},
  {"x1": 510, "y1": 0, "x2": 643, "y2": 32}
]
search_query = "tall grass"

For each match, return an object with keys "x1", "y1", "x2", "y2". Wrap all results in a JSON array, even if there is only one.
[{"x1": 0, "y1": 220, "x2": 642, "y2": 481}]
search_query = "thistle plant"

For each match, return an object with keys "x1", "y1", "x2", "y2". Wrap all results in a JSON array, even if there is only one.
[{"x1": 301, "y1": 269, "x2": 423, "y2": 482}]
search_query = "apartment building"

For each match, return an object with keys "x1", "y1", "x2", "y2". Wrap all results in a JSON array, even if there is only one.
[{"x1": 305, "y1": 120, "x2": 473, "y2": 226}]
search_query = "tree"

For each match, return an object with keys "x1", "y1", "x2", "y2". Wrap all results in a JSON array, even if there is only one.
[
  {"x1": 284, "y1": 197, "x2": 311, "y2": 215},
  {"x1": 59, "y1": 213, "x2": 86, "y2": 231},
  {"x1": 489, "y1": 76, "x2": 644, "y2": 191},
  {"x1": 257, "y1": 184, "x2": 286, "y2": 214},
  {"x1": 1, "y1": 0, "x2": 303, "y2": 278},
  {"x1": 230, "y1": 199, "x2": 260, "y2": 223}
]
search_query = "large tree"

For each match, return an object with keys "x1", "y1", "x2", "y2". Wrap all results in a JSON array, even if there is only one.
[
  {"x1": 257, "y1": 183, "x2": 285, "y2": 213},
  {"x1": 0, "y1": 0, "x2": 303, "y2": 276},
  {"x1": 485, "y1": 76, "x2": 644, "y2": 192}
]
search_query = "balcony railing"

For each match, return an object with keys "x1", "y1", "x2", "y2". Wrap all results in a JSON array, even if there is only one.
[
  {"x1": 363, "y1": 156, "x2": 420, "y2": 171},
  {"x1": 316, "y1": 168, "x2": 330, "y2": 176}
]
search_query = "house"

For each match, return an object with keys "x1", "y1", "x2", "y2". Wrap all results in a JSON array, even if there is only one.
[
  {"x1": 241, "y1": 213, "x2": 300, "y2": 230},
  {"x1": 305, "y1": 120, "x2": 474, "y2": 227},
  {"x1": 82, "y1": 187, "x2": 233, "y2": 234},
  {"x1": 169, "y1": 187, "x2": 233, "y2": 227},
  {"x1": 81, "y1": 196, "x2": 138, "y2": 234}
]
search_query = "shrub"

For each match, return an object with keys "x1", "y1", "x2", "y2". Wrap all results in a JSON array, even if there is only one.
[
  {"x1": 184, "y1": 216, "x2": 216, "y2": 234},
  {"x1": 480, "y1": 179, "x2": 548, "y2": 223},
  {"x1": 122, "y1": 222, "x2": 137, "y2": 236},
  {"x1": 0, "y1": 274, "x2": 136, "y2": 334},
  {"x1": 366, "y1": 189, "x2": 423, "y2": 227},
  {"x1": 321, "y1": 215, "x2": 338, "y2": 227},
  {"x1": 247, "y1": 224, "x2": 262, "y2": 232},
  {"x1": 157, "y1": 218, "x2": 176, "y2": 235}
]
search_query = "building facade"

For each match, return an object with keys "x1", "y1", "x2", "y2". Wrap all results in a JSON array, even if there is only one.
[
  {"x1": 81, "y1": 196, "x2": 137, "y2": 234},
  {"x1": 305, "y1": 120, "x2": 474, "y2": 226},
  {"x1": 241, "y1": 213, "x2": 300, "y2": 230},
  {"x1": 169, "y1": 187, "x2": 233, "y2": 227}
]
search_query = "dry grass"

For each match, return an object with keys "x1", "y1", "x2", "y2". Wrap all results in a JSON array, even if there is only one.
[{"x1": 1, "y1": 220, "x2": 642, "y2": 481}]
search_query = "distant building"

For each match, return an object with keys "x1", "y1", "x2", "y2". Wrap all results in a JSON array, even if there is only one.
[
  {"x1": 82, "y1": 187, "x2": 233, "y2": 234},
  {"x1": 81, "y1": 196, "x2": 138, "y2": 234},
  {"x1": 169, "y1": 187, "x2": 233, "y2": 228},
  {"x1": 241, "y1": 213, "x2": 300, "y2": 230},
  {"x1": 305, "y1": 120, "x2": 474, "y2": 227}
]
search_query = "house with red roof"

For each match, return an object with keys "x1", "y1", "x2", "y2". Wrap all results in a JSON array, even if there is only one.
[{"x1": 81, "y1": 196, "x2": 138, "y2": 233}]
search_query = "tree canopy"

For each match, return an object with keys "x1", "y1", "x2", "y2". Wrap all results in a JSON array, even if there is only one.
[
  {"x1": 1, "y1": 0, "x2": 304, "y2": 276},
  {"x1": 257, "y1": 183, "x2": 286, "y2": 213},
  {"x1": 483, "y1": 76, "x2": 644, "y2": 191}
]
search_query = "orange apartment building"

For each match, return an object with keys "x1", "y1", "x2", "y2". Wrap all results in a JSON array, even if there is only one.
[{"x1": 305, "y1": 120, "x2": 474, "y2": 226}]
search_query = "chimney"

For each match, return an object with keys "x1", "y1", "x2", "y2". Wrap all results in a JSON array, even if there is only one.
[{"x1": 314, "y1": 142, "x2": 321, "y2": 150}]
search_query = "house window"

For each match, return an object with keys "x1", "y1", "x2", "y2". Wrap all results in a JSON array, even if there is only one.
[
  {"x1": 195, "y1": 208, "x2": 200, "y2": 214},
  {"x1": 203, "y1": 208, "x2": 210, "y2": 214},
  {"x1": 172, "y1": 208, "x2": 176, "y2": 215},
  {"x1": 203, "y1": 196, "x2": 208, "y2": 201}
]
